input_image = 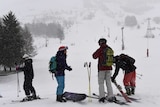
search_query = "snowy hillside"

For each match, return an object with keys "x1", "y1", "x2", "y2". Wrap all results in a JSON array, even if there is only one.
[
  {"x1": 1, "y1": 0, "x2": 160, "y2": 24},
  {"x1": 1, "y1": 12, "x2": 160, "y2": 107},
  {"x1": 1, "y1": 0, "x2": 160, "y2": 107}
]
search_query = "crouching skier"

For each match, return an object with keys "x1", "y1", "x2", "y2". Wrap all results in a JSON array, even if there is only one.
[
  {"x1": 111, "y1": 54, "x2": 136, "y2": 95},
  {"x1": 55, "y1": 46, "x2": 72, "y2": 102},
  {"x1": 16, "y1": 54, "x2": 37, "y2": 100}
]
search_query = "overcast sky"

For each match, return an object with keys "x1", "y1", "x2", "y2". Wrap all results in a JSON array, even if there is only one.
[
  {"x1": 1, "y1": 0, "x2": 159, "y2": 13},
  {"x1": 0, "y1": 0, "x2": 83, "y2": 16},
  {"x1": 0, "y1": 0, "x2": 159, "y2": 23},
  {"x1": 1, "y1": 0, "x2": 159, "y2": 14}
]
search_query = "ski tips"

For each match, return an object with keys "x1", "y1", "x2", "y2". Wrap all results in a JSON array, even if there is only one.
[
  {"x1": 89, "y1": 62, "x2": 91, "y2": 67},
  {"x1": 84, "y1": 62, "x2": 87, "y2": 67},
  {"x1": 84, "y1": 62, "x2": 91, "y2": 67}
]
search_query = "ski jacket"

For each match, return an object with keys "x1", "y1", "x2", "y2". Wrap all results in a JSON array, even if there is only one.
[
  {"x1": 92, "y1": 44, "x2": 112, "y2": 71},
  {"x1": 55, "y1": 50, "x2": 70, "y2": 76},
  {"x1": 112, "y1": 56, "x2": 136, "y2": 79},
  {"x1": 19, "y1": 58, "x2": 34, "y2": 80}
]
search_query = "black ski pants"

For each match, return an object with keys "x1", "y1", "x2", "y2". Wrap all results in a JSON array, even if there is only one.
[{"x1": 23, "y1": 79, "x2": 36, "y2": 96}]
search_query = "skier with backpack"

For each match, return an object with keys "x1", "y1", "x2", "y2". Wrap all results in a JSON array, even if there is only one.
[
  {"x1": 49, "y1": 46, "x2": 72, "y2": 102},
  {"x1": 111, "y1": 54, "x2": 137, "y2": 95},
  {"x1": 92, "y1": 38, "x2": 116, "y2": 103},
  {"x1": 16, "y1": 54, "x2": 37, "y2": 101}
]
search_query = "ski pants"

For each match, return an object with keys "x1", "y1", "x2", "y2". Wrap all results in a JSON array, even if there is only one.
[
  {"x1": 123, "y1": 71, "x2": 136, "y2": 88},
  {"x1": 55, "y1": 76, "x2": 65, "y2": 95},
  {"x1": 98, "y1": 70, "x2": 114, "y2": 98},
  {"x1": 23, "y1": 79, "x2": 36, "y2": 96}
]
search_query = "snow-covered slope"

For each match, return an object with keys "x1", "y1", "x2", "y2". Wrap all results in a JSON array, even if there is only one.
[
  {"x1": 0, "y1": 0, "x2": 160, "y2": 107},
  {"x1": 1, "y1": 12, "x2": 160, "y2": 106}
]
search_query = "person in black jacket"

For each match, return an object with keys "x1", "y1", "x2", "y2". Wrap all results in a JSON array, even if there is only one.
[
  {"x1": 55, "y1": 46, "x2": 72, "y2": 102},
  {"x1": 16, "y1": 54, "x2": 37, "y2": 100},
  {"x1": 111, "y1": 54, "x2": 136, "y2": 95}
]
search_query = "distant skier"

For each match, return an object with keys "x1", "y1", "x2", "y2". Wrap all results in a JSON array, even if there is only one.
[
  {"x1": 111, "y1": 54, "x2": 136, "y2": 95},
  {"x1": 55, "y1": 46, "x2": 72, "y2": 102},
  {"x1": 16, "y1": 54, "x2": 37, "y2": 100},
  {"x1": 0, "y1": 94, "x2": 2, "y2": 98},
  {"x1": 92, "y1": 38, "x2": 116, "y2": 103}
]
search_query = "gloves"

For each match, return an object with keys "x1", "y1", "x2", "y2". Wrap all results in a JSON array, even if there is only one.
[
  {"x1": 111, "y1": 77, "x2": 115, "y2": 82},
  {"x1": 49, "y1": 70, "x2": 54, "y2": 73},
  {"x1": 67, "y1": 66, "x2": 72, "y2": 71},
  {"x1": 16, "y1": 66, "x2": 19, "y2": 70}
]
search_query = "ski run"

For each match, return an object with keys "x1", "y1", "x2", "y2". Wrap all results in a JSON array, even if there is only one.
[{"x1": 1, "y1": 1, "x2": 160, "y2": 107}]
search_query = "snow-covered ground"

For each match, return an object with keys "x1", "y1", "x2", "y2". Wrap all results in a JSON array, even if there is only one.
[
  {"x1": 0, "y1": 16, "x2": 160, "y2": 107},
  {"x1": 1, "y1": 0, "x2": 160, "y2": 107}
]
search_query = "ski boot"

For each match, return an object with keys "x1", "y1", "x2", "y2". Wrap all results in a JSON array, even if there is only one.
[
  {"x1": 31, "y1": 92, "x2": 37, "y2": 99},
  {"x1": 125, "y1": 87, "x2": 131, "y2": 96},
  {"x1": 107, "y1": 96, "x2": 117, "y2": 102},
  {"x1": 131, "y1": 87, "x2": 135, "y2": 95},
  {"x1": 22, "y1": 95, "x2": 32, "y2": 101},
  {"x1": 99, "y1": 97, "x2": 106, "y2": 103},
  {"x1": 56, "y1": 95, "x2": 66, "y2": 102}
]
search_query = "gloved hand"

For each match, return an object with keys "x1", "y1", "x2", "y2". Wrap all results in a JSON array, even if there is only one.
[
  {"x1": 67, "y1": 66, "x2": 72, "y2": 71},
  {"x1": 16, "y1": 66, "x2": 19, "y2": 70},
  {"x1": 111, "y1": 77, "x2": 115, "y2": 82}
]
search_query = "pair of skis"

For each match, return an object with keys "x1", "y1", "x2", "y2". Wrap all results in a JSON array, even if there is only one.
[
  {"x1": 12, "y1": 96, "x2": 45, "y2": 103},
  {"x1": 84, "y1": 62, "x2": 92, "y2": 102},
  {"x1": 112, "y1": 80, "x2": 131, "y2": 103},
  {"x1": 92, "y1": 93, "x2": 128, "y2": 105},
  {"x1": 112, "y1": 80, "x2": 140, "y2": 103},
  {"x1": 116, "y1": 93, "x2": 140, "y2": 102}
]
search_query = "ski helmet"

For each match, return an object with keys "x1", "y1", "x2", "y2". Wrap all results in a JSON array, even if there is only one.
[
  {"x1": 58, "y1": 46, "x2": 68, "y2": 51},
  {"x1": 98, "y1": 38, "x2": 107, "y2": 45}
]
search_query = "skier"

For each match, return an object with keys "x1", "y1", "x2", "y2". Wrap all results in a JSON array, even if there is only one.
[
  {"x1": 111, "y1": 54, "x2": 136, "y2": 95},
  {"x1": 92, "y1": 38, "x2": 116, "y2": 103},
  {"x1": 0, "y1": 93, "x2": 2, "y2": 98},
  {"x1": 55, "y1": 46, "x2": 72, "y2": 102},
  {"x1": 16, "y1": 54, "x2": 37, "y2": 100}
]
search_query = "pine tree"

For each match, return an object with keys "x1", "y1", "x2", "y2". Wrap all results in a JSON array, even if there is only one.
[
  {"x1": 1, "y1": 11, "x2": 24, "y2": 69},
  {"x1": 20, "y1": 25, "x2": 36, "y2": 56}
]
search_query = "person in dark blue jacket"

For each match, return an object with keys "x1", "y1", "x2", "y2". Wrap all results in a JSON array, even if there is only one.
[{"x1": 55, "y1": 46, "x2": 72, "y2": 102}]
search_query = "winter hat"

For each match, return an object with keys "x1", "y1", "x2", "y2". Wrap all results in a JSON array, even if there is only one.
[
  {"x1": 22, "y1": 54, "x2": 29, "y2": 59},
  {"x1": 98, "y1": 38, "x2": 107, "y2": 45},
  {"x1": 58, "y1": 46, "x2": 68, "y2": 51}
]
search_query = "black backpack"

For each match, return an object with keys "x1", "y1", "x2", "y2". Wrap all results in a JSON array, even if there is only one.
[{"x1": 119, "y1": 54, "x2": 135, "y2": 70}]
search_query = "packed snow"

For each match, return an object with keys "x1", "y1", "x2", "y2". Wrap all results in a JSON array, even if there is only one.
[
  {"x1": 0, "y1": 17, "x2": 160, "y2": 107},
  {"x1": 1, "y1": 0, "x2": 160, "y2": 107}
]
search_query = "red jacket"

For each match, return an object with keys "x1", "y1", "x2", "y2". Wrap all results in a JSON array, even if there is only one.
[{"x1": 92, "y1": 44, "x2": 112, "y2": 71}]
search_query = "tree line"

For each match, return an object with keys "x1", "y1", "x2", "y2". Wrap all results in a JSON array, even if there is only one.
[
  {"x1": 25, "y1": 22, "x2": 65, "y2": 41},
  {"x1": 0, "y1": 11, "x2": 36, "y2": 71}
]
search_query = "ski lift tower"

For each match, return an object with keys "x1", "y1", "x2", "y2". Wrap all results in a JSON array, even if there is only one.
[
  {"x1": 145, "y1": 18, "x2": 154, "y2": 38},
  {"x1": 145, "y1": 18, "x2": 154, "y2": 57}
]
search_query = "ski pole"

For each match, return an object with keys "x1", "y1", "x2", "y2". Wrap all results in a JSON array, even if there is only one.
[
  {"x1": 15, "y1": 63, "x2": 21, "y2": 97},
  {"x1": 136, "y1": 73, "x2": 143, "y2": 77},
  {"x1": 16, "y1": 70, "x2": 21, "y2": 97},
  {"x1": 88, "y1": 62, "x2": 92, "y2": 102},
  {"x1": 136, "y1": 73, "x2": 142, "y2": 79},
  {"x1": 136, "y1": 75, "x2": 142, "y2": 79}
]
